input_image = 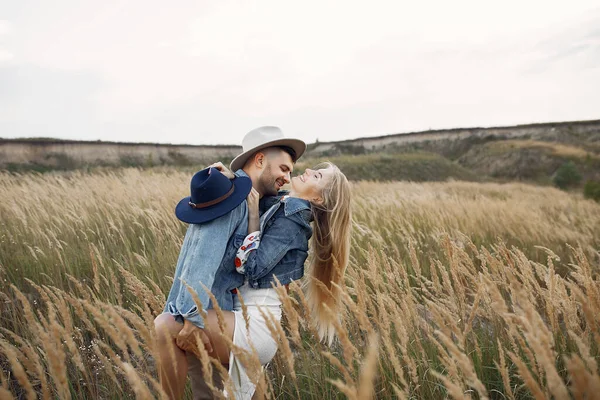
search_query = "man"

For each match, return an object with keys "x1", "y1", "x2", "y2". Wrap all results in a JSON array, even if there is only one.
[{"x1": 155, "y1": 126, "x2": 306, "y2": 400}]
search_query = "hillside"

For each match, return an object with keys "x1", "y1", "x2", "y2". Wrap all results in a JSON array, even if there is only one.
[
  {"x1": 0, "y1": 139, "x2": 240, "y2": 172},
  {"x1": 305, "y1": 119, "x2": 600, "y2": 184},
  {"x1": 307, "y1": 119, "x2": 600, "y2": 157},
  {"x1": 296, "y1": 152, "x2": 481, "y2": 182},
  {"x1": 1, "y1": 119, "x2": 599, "y2": 184}
]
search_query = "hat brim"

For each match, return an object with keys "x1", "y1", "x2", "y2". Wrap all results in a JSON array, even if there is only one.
[
  {"x1": 174, "y1": 175, "x2": 252, "y2": 224},
  {"x1": 229, "y1": 138, "x2": 306, "y2": 172}
]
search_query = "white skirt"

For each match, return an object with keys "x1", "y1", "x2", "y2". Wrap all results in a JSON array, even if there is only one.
[{"x1": 227, "y1": 283, "x2": 282, "y2": 399}]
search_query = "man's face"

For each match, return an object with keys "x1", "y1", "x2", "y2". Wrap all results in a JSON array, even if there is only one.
[{"x1": 258, "y1": 150, "x2": 294, "y2": 196}]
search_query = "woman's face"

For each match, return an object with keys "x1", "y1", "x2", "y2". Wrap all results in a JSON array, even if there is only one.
[{"x1": 290, "y1": 166, "x2": 335, "y2": 204}]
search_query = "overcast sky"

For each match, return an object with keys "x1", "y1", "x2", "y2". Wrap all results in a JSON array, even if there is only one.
[{"x1": 1, "y1": 1, "x2": 599, "y2": 145}]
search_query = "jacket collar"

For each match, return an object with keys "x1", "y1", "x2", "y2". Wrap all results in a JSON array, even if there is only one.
[
  {"x1": 282, "y1": 196, "x2": 311, "y2": 217},
  {"x1": 261, "y1": 190, "x2": 311, "y2": 217},
  {"x1": 235, "y1": 169, "x2": 250, "y2": 179},
  {"x1": 261, "y1": 193, "x2": 282, "y2": 210}
]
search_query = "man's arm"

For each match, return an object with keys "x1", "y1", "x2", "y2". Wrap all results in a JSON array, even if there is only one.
[
  {"x1": 180, "y1": 202, "x2": 247, "y2": 328},
  {"x1": 174, "y1": 203, "x2": 246, "y2": 354}
]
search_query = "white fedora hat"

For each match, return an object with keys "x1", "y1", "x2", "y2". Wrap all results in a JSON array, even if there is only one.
[{"x1": 229, "y1": 126, "x2": 306, "y2": 171}]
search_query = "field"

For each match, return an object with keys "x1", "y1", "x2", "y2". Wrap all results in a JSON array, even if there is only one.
[{"x1": 0, "y1": 168, "x2": 599, "y2": 399}]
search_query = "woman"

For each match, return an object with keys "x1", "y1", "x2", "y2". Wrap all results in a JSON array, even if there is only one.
[{"x1": 160, "y1": 162, "x2": 351, "y2": 399}]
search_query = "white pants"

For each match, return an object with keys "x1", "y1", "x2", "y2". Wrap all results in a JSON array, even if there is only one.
[{"x1": 227, "y1": 283, "x2": 282, "y2": 399}]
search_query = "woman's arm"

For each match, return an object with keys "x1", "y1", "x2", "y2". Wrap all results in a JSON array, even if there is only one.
[
  {"x1": 207, "y1": 162, "x2": 235, "y2": 179},
  {"x1": 235, "y1": 214, "x2": 310, "y2": 281},
  {"x1": 208, "y1": 161, "x2": 258, "y2": 231},
  {"x1": 246, "y1": 188, "x2": 260, "y2": 234}
]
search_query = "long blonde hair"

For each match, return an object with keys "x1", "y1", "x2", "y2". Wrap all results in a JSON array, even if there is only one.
[{"x1": 305, "y1": 162, "x2": 352, "y2": 344}]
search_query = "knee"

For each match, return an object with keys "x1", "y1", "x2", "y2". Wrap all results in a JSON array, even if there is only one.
[{"x1": 154, "y1": 313, "x2": 180, "y2": 341}]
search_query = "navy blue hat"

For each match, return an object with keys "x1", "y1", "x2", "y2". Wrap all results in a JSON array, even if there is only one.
[{"x1": 175, "y1": 168, "x2": 252, "y2": 224}]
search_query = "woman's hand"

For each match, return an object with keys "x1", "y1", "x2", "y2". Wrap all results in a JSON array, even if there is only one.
[
  {"x1": 208, "y1": 162, "x2": 235, "y2": 179},
  {"x1": 247, "y1": 188, "x2": 260, "y2": 233}
]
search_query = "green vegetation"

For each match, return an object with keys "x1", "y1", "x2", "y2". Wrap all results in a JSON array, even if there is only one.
[
  {"x1": 553, "y1": 161, "x2": 582, "y2": 190},
  {"x1": 167, "y1": 149, "x2": 192, "y2": 166},
  {"x1": 584, "y1": 180, "x2": 600, "y2": 202},
  {"x1": 298, "y1": 152, "x2": 480, "y2": 182},
  {"x1": 457, "y1": 139, "x2": 599, "y2": 187}
]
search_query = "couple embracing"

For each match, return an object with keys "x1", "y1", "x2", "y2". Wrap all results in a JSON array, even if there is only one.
[{"x1": 154, "y1": 126, "x2": 352, "y2": 399}]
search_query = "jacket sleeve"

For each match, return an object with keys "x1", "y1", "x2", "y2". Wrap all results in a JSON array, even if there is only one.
[
  {"x1": 168, "y1": 203, "x2": 246, "y2": 328},
  {"x1": 236, "y1": 215, "x2": 310, "y2": 281}
]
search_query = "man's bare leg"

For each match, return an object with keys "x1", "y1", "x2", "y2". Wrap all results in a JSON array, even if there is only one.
[
  {"x1": 154, "y1": 313, "x2": 189, "y2": 400},
  {"x1": 187, "y1": 352, "x2": 224, "y2": 400},
  {"x1": 188, "y1": 309, "x2": 236, "y2": 399}
]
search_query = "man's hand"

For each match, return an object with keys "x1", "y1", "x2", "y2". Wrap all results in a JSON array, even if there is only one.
[
  {"x1": 176, "y1": 319, "x2": 213, "y2": 355},
  {"x1": 208, "y1": 162, "x2": 235, "y2": 179}
]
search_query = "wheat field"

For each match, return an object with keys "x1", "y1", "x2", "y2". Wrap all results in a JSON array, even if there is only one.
[{"x1": 0, "y1": 168, "x2": 599, "y2": 399}]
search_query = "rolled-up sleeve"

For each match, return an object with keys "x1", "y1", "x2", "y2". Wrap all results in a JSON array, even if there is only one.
[
  {"x1": 164, "y1": 203, "x2": 246, "y2": 328},
  {"x1": 234, "y1": 231, "x2": 261, "y2": 274}
]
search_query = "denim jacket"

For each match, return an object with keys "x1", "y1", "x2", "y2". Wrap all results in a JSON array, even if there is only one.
[
  {"x1": 242, "y1": 192, "x2": 313, "y2": 289},
  {"x1": 163, "y1": 170, "x2": 249, "y2": 328}
]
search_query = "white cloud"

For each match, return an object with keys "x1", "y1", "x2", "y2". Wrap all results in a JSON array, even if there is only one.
[
  {"x1": 1, "y1": 1, "x2": 599, "y2": 144},
  {"x1": 0, "y1": 49, "x2": 14, "y2": 63},
  {"x1": 0, "y1": 20, "x2": 11, "y2": 35}
]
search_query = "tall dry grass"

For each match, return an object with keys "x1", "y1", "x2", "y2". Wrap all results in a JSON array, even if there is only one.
[{"x1": 0, "y1": 168, "x2": 599, "y2": 398}]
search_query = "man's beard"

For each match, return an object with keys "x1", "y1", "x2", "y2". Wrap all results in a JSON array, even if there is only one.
[{"x1": 259, "y1": 168, "x2": 279, "y2": 197}]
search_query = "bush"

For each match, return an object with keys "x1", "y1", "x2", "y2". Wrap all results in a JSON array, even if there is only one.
[
  {"x1": 584, "y1": 180, "x2": 600, "y2": 202},
  {"x1": 552, "y1": 161, "x2": 582, "y2": 189}
]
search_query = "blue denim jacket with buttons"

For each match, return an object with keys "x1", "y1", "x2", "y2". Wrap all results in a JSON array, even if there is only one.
[
  {"x1": 242, "y1": 192, "x2": 313, "y2": 289},
  {"x1": 163, "y1": 170, "x2": 250, "y2": 328},
  {"x1": 164, "y1": 172, "x2": 313, "y2": 327},
  {"x1": 209, "y1": 191, "x2": 313, "y2": 313}
]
